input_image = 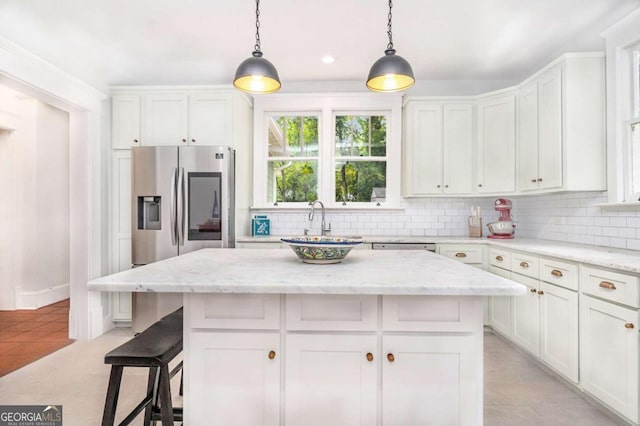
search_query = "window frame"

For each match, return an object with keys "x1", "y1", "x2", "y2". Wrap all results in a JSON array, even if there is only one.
[
  {"x1": 624, "y1": 42, "x2": 640, "y2": 202},
  {"x1": 252, "y1": 94, "x2": 402, "y2": 209}
]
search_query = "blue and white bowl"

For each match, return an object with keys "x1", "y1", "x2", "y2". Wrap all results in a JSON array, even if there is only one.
[{"x1": 281, "y1": 236, "x2": 363, "y2": 264}]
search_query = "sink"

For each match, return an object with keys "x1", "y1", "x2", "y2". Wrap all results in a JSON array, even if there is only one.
[{"x1": 280, "y1": 236, "x2": 364, "y2": 264}]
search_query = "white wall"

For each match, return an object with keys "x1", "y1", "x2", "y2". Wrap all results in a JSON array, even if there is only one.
[{"x1": 0, "y1": 89, "x2": 71, "y2": 309}]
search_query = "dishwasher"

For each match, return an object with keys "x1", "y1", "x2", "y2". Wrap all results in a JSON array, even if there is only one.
[{"x1": 371, "y1": 242, "x2": 436, "y2": 252}]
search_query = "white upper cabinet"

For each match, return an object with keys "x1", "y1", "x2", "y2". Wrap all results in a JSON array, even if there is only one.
[
  {"x1": 403, "y1": 101, "x2": 472, "y2": 196},
  {"x1": 188, "y1": 93, "x2": 232, "y2": 146},
  {"x1": 111, "y1": 95, "x2": 141, "y2": 149},
  {"x1": 144, "y1": 94, "x2": 189, "y2": 146},
  {"x1": 476, "y1": 94, "x2": 516, "y2": 194},
  {"x1": 110, "y1": 88, "x2": 248, "y2": 149},
  {"x1": 517, "y1": 54, "x2": 605, "y2": 193}
]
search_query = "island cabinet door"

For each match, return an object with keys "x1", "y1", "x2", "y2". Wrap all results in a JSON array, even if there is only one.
[
  {"x1": 285, "y1": 334, "x2": 377, "y2": 426},
  {"x1": 187, "y1": 332, "x2": 280, "y2": 426},
  {"x1": 382, "y1": 334, "x2": 482, "y2": 426}
]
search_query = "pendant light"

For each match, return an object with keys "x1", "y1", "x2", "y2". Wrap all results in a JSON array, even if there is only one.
[
  {"x1": 366, "y1": 0, "x2": 415, "y2": 92},
  {"x1": 233, "y1": 0, "x2": 281, "y2": 94}
]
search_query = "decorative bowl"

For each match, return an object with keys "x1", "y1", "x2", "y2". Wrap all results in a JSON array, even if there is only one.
[{"x1": 280, "y1": 236, "x2": 363, "y2": 264}]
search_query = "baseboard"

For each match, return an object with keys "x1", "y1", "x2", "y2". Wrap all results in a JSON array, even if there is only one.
[{"x1": 15, "y1": 283, "x2": 70, "y2": 309}]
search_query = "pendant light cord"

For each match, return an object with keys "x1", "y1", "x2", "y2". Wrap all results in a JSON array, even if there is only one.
[
  {"x1": 386, "y1": 0, "x2": 394, "y2": 50},
  {"x1": 254, "y1": 0, "x2": 261, "y2": 53}
]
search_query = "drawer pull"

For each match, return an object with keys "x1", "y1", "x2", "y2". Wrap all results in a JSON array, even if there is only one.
[
  {"x1": 455, "y1": 253, "x2": 467, "y2": 258},
  {"x1": 530, "y1": 288, "x2": 537, "y2": 293},
  {"x1": 599, "y1": 281, "x2": 617, "y2": 290},
  {"x1": 537, "y1": 290, "x2": 544, "y2": 295},
  {"x1": 625, "y1": 323, "x2": 635, "y2": 329},
  {"x1": 366, "y1": 352, "x2": 374, "y2": 362},
  {"x1": 495, "y1": 255, "x2": 504, "y2": 262},
  {"x1": 520, "y1": 261, "x2": 529, "y2": 268},
  {"x1": 551, "y1": 269, "x2": 563, "y2": 277},
  {"x1": 268, "y1": 350, "x2": 276, "y2": 360},
  {"x1": 387, "y1": 353, "x2": 395, "y2": 363}
]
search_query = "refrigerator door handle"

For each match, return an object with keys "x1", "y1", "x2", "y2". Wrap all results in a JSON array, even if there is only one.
[
  {"x1": 177, "y1": 167, "x2": 185, "y2": 246},
  {"x1": 170, "y1": 167, "x2": 177, "y2": 246}
]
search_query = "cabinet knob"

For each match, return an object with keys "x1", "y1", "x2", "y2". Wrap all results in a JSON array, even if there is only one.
[
  {"x1": 191, "y1": 138, "x2": 196, "y2": 143},
  {"x1": 455, "y1": 252, "x2": 467, "y2": 258},
  {"x1": 478, "y1": 184, "x2": 482, "y2": 187},
  {"x1": 519, "y1": 261, "x2": 529, "y2": 268},
  {"x1": 268, "y1": 350, "x2": 276, "y2": 360},
  {"x1": 551, "y1": 269, "x2": 563, "y2": 277},
  {"x1": 445, "y1": 185, "x2": 449, "y2": 188},
  {"x1": 599, "y1": 281, "x2": 617, "y2": 290},
  {"x1": 495, "y1": 255, "x2": 503, "y2": 262},
  {"x1": 537, "y1": 290, "x2": 544, "y2": 295},
  {"x1": 531, "y1": 178, "x2": 537, "y2": 183},
  {"x1": 182, "y1": 138, "x2": 187, "y2": 143},
  {"x1": 366, "y1": 352, "x2": 374, "y2": 362},
  {"x1": 436, "y1": 185, "x2": 441, "y2": 188},
  {"x1": 133, "y1": 139, "x2": 139, "y2": 143},
  {"x1": 530, "y1": 288, "x2": 537, "y2": 293},
  {"x1": 387, "y1": 353, "x2": 395, "y2": 363},
  {"x1": 538, "y1": 178, "x2": 543, "y2": 182},
  {"x1": 625, "y1": 323, "x2": 635, "y2": 329}
]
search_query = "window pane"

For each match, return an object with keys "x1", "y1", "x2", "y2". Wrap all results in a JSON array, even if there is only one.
[
  {"x1": 268, "y1": 160, "x2": 318, "y2": 203},
  {"x1": 334, "y1": 161, "x2": 386, "y2": 203},
  {"x1": 335, "y1": 115, "x2": 386, "y2": 157},
  {"x1": 632, "y1": 123, "x2": 640, "y2": 195},
  {"x1": 268, "y1": 116, "x2": 318, "y2": 157}
]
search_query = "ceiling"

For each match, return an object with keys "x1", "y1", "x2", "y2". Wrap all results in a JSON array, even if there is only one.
[{"x1": 0, "y1": 0, "x2": 638, "y2": 93}]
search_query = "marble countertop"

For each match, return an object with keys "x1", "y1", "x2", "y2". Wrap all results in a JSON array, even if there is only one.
[
  {"x1": 88, "y1": 248, "x2": 526, "y2": 296},
  {"x1": 239, "y1": 236, "x2": 640, "y2": 273}
]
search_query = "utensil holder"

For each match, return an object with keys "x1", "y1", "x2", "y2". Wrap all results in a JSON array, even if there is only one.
[{"x1": 468, "y1": 217, "x2": 482, "y2": 238}]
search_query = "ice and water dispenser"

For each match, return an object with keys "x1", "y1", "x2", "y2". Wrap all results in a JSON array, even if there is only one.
[{"x1": 137, "y1": 196, "x2": 161, "y2": 230}]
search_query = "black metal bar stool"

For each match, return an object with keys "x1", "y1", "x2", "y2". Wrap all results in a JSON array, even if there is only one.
[{"x1": 101, "y1": 307, "x2": 183, "y2": 426}]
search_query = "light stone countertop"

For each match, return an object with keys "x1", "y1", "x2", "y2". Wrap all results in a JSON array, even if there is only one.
[
  {"x1": 88, "y1": 248, "x2": 526, "y2": 296},
  {"x1": 239, "y1": 236, "x2": 640, "y2": 273}
]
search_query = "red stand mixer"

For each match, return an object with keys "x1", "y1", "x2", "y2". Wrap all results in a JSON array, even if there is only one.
[{"x1": 487, "y1": 198, "x2": 515, "y2": 239}]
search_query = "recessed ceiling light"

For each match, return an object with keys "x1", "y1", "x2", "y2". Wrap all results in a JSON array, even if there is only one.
[{"x1": 321, "y1": 56, "x2": 335, "y2": 64}]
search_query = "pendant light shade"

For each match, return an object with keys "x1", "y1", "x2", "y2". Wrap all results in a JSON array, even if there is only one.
[
  {"x1": 366, "y1": 1, "x2": 415, "y2": 92},
  {"x1": 233, "y1": 0, "x2": 281, "y2": 94}
]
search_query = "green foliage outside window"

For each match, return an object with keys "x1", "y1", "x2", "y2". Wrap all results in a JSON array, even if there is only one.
[
  {"x1": 335, "y1": 161, "x2": 386, "y2": 203},
  {"x1": 335, "y1": 115, "x2": 386, "y2": 157}
]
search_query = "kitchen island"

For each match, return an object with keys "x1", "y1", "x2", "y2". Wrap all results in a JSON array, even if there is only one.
[{"x1": 89, "y1": 248, "x2": 525, "y2": 426}]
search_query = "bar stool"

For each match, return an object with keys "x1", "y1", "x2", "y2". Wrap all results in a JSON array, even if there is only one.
[{"x1": 101, "y1": 308, "x2": 183, "y2": 426}]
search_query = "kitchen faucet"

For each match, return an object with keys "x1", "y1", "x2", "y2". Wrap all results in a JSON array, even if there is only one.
[{"x1": 308, "y1": 200, "x2": 331, "y2": 236}]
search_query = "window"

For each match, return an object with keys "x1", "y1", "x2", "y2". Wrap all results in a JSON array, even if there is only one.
[
  {"x1": 627, "y1": 44, "x2": 640, "y2": 201},
  {"x1": 253, "y1": 95, "x2": 402, "y2": 208}
]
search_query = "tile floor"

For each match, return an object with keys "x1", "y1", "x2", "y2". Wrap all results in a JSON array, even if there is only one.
[
  {"x1": 0, "y1": 299, "x2": 74, "y2": 377},
  {"x1": 0, "y1": 328, "x2": 631, "y2": 425}
]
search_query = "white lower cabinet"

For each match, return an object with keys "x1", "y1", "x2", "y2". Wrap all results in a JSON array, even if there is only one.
[
  {"x1": 285, "y1": 334, "x2": 377, "y2": 426},
  {"x1": 188, "y1": 332, "x2": 281, "y2": 426},
  {"x1": 511, "y1": 274, "x2": 540, "y2": 356},
  {"x1": 488, "y1": 265, "x2": 512, "y2": 337},
  {"x1": 382, "y1": 334, "x2": 482, "y2": 426},
  {"x1": 580, "y1": 294, "x2": 639, "y2": 423}
]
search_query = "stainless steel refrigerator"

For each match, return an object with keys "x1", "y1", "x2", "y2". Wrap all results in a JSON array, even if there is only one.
[{"x1": 130, "y1": 145, "x2": 235, "y2": 329}]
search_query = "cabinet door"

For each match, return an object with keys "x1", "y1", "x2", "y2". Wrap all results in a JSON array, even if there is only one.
[
  {"x1": 405, "y1": 104, "x2": 443, "y2": 195},
  {"x1": 511, "y1": 274, "x2": 540, "y2": 356},
  {"x1": 382, "y1": 334, "x2": 482, "y2": 426},
  {"x1": 580, "y1": 295, "x2": 639, "y2": 422},
  {"x1": 488, "y1": 265, "x2": 512, "y2": 337},
  {"x1": 188, "y1": 93, "x2": 232, "y2": 146},
  {"x1": 539, "y1": 282, "x2": 578, "y2": 382},
  {"x1": 443, "y1": 104, "x2": 473, "y2": 194},
  {"x1": 537, "y1": 66, "x2": 562, "y2": 190},
  {"x1": 144, "y1": 94, "x2": 188, "y2": 146},
  {"x1": 517, "y1": 83, "x2": 539, "y2": 191},
  {"x1": 110, "y1": 151, "x2": 132, "y2": 321},
  {"x1": 476, "y1": 95, "x2": 516, "y2": 193},
  {"x1": 286, "y1": 334, "x2": 377, "y2": 426},
  {"x1": 188, "y1": 332, "x2": 280, "y2": 426},
  {"x1": 111, "y1": 95, "x2": 140, "y2": 149}
]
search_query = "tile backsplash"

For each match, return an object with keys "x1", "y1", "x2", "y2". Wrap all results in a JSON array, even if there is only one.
[
  {"x1": 514, "y1": 192, "x2": 640, "y2": 250},
  {"x1": 264, "y1": 191, "x2": 640, "y2": 251}
]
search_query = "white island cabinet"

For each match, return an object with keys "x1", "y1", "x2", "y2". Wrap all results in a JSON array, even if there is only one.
[{"x1": 88, "y1": 248, "x2": 525, "y2": 426}]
